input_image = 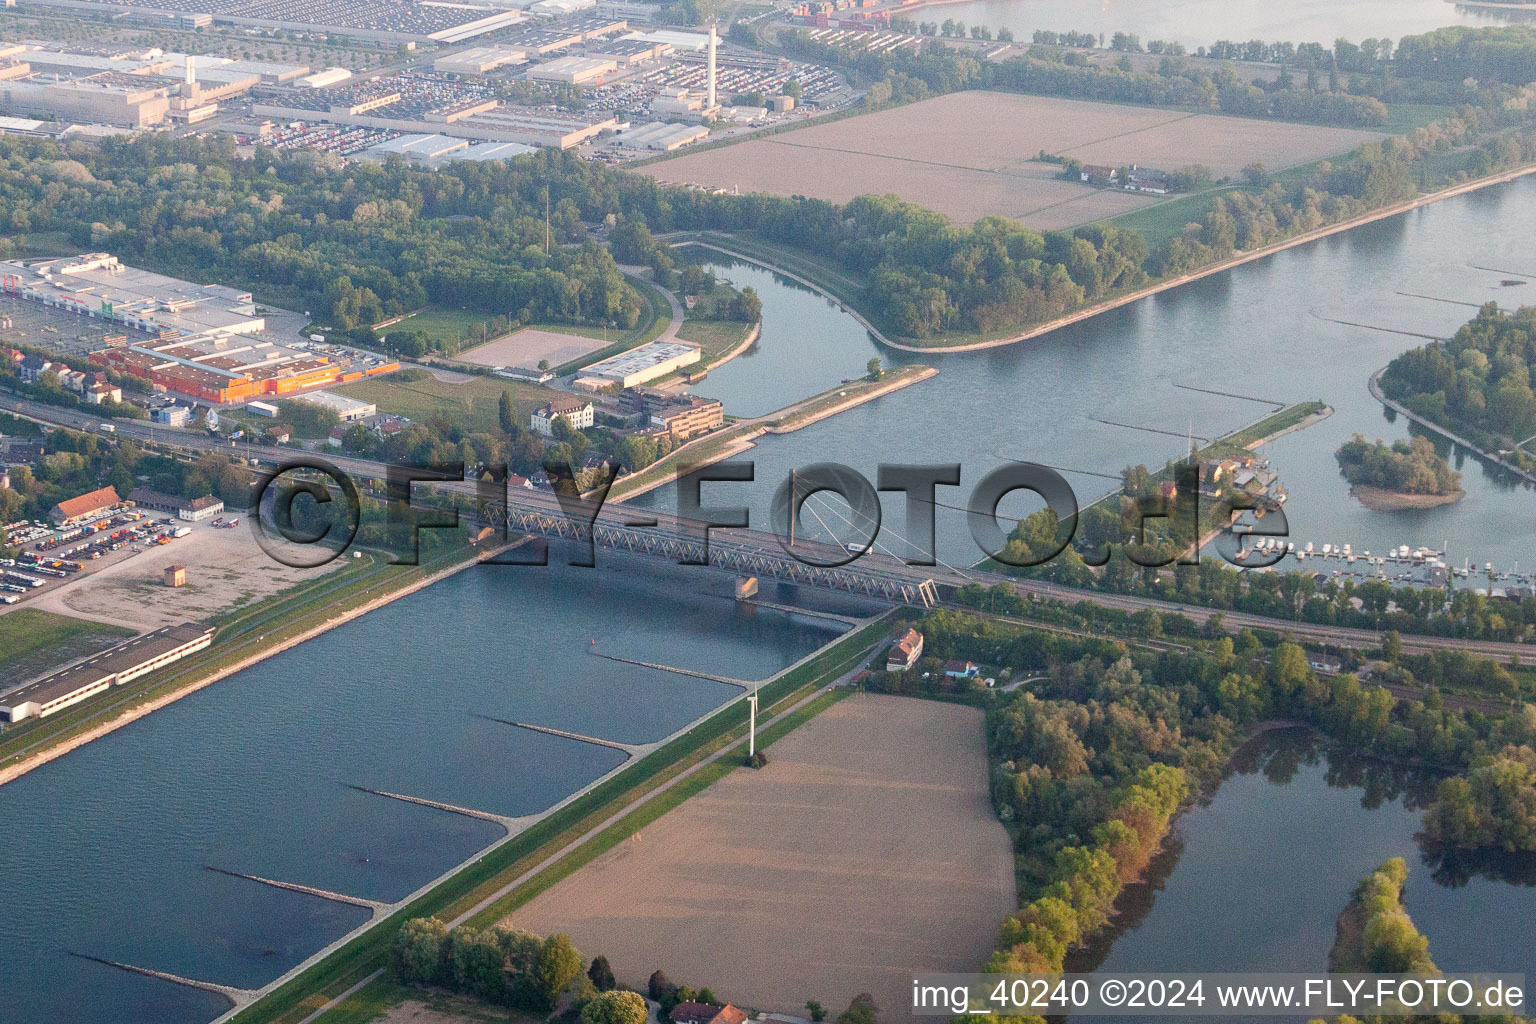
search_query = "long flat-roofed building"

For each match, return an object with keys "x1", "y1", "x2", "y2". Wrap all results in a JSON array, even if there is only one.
[
  {"x1": 578, "y1": 339, "x2": 700, "y2": 388},
  {"x1": 0, "y1": 623, "x2": 214, "y2": 724}
]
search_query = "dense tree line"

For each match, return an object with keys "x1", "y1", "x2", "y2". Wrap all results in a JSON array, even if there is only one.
[
  {"x1": 909, "y1": 609, "x2": 1536, "y2": 995},
  {"x1": 1335, "y1": 434, "x2": 1462, "y2": 495},
  {"x1": 779, "y1": 31, "x2": 1390, "y2": 127},
  {"x1": 1380, "y1": 304, "x2": 1536, "y2": 467},
  {"x1": 1331, "y1": 858, "x2": 1437, "y2": 974},
  {"x1": 392, "y1": 919, "x2": 585, "y2": 1011},
  {"x1": 1422, "y1": 745, "x2": 1536, "y2": 853}
]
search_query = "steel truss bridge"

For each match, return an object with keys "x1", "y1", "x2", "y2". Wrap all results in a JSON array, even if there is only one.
[{"x1": 478, "y1": 498, "x2": 941, "y2": 607}]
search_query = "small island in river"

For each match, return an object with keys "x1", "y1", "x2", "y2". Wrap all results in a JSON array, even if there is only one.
[{"x1": 1335, "y1": 434, "x2": 1465, "y2": 510}]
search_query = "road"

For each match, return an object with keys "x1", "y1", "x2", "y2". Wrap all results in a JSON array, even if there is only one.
[{"x1": 5, "y1": 391, "x2": 1531, "y2": 662}]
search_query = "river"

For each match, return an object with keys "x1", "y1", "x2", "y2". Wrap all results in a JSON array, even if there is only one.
[
  {"x1": 917, "y1": 0, "x2": 1535, "y2": 54},
  {"x1": 634, "y1": 175, "x2": 1536, "y2": 574},
  {"x1": 0, "y1": 554, "x2": 871, "y2": 1024},
  {"x1": 1075, "y1": 728, "x2": 1536, "y2": 1020}
]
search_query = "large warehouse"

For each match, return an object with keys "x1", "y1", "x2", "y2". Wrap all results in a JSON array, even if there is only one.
[
  {"x1": 577, "y1": 340, "x2": 701, "y2": 388},
  {"x1": 0, "y1": 623, "x2": 214, "y2": 724},
  {"x1": 2, "y1": 253, "x2": 399, "y2": 403}
]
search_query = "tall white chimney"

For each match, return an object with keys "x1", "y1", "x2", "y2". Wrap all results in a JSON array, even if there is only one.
[
  {"x1": 185, "y1": 55, "x2": 196, "y2": 88},
  {"x1": 706, "y1": 23, "x2": 717, "y2": 110}
]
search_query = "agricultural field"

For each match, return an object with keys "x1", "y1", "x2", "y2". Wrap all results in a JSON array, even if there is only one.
[
  {"x1": 648, "y1": 92, "x2": 1389, "y2": 227},
  {"x1": 508, "y1": 692, "x2": 1015, "y2": 1017},
  {"x1": 334, "y1": 370, "x2": 563, "y2": 434},
  {"x1": 454, "y1": 328, "x2": 611, "y2": 371}
]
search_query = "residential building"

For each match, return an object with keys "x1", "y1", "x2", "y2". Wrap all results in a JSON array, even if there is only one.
[
  {"x1": 649, "y1": 395, "x2": 723, "y2": 439},
  {"x1": 943, "y1": 659, "x2": 979, "y2": 679},
  {"x1": 49, "y1": 484, "x2": 121, "y2": 526},
  {"x1": 886, "y1": 627, "x2": 923, "y2": 672},
  {"x1": 669, "y1": 1004, "x2": 748, "y2": 1024},
  {"x1": 530, "y1": 397, "x2": 594, "y2": 436},
  {"x1": 152, "y1": 405, "x2": 190, "y2": 427}
]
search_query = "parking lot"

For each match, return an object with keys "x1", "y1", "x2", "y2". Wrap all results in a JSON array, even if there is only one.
[
  {"x1": 0, "y1": 295, "x2": 158, "y2": 360},
  {"x1": 1, "y1": 508, "x2": 207, "y2": 608}
]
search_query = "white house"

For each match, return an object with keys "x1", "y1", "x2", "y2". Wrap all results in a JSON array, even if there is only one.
[{"x1": 530, "y1": 397, "x2": 594, "y2": 437}]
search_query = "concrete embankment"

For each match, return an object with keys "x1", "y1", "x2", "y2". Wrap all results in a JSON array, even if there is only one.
[{"x1": 609, "y1": 367, "x2": 938, "y2": 503}]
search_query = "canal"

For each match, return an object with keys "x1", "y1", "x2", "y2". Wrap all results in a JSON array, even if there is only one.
[{"x1": 0, "y1": 556, "x2": 870, "y2": 1024}]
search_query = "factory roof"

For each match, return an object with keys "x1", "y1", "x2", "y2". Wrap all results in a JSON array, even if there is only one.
[{"x1": 0, "y1": 623, "x2": 213, "y2": 713}]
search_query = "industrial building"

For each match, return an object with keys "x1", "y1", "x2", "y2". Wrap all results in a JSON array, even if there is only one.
[
  {"x1": 368, "y1": 132, "x2": 469, "y2": 160},
  {"x1": 440, "y1": 140, "x2": 538, "y2": 163},
  {"x1": 527, "y1": 55, "x2": 617, "y2": 84},
  {"x1": 2, "y1": 253, "x2": 266, "y2": 338},
  {"x1": 647, "y1": 23, "x2": 720, "y2": 122},
  {"x1": 2, "y1": 254, "x2": 399, "y2": 403},
  {"x1": 15, "y1": 0, "x2": 530, "y2": 44},
  {"x1": 612, "y1": 120, "x2": 707, "y2": 151},
  {"x1": 584, "y1": 36, "x2": 671, "y2": 65},
  {"x1": 290, "y1": 390, "x2": 377, "y2": 422},
  {"x1": 0, "y1": 623, "x2": 214, "y2": 724},
  {"x1": 434, "y1": 45, "x2": 529, "y2": 75},
  {"x1": 577, "y1": 339, "x2": 701, "y2": 388},
  {"x1": 128, "y1": 487, "x2": 226, "y2": 521}
]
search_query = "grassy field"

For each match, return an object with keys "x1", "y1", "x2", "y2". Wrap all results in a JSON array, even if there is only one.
[
  {"x1": 1224, "y1": 400, "x2": 1330, "y2": 450},
  {"x1": 676, "y1": 318, "x2": 754, "y2": 364},
  {"x1": 227, "y1": 617, "x2": 889, "y2": 1024},
  {"x1": 334, "y1": 372, "x2": 562, "y2": 434},
  {"x1": 383, "y1": 307, "x2": 496, "y2": 351},
  {"x1": 0, "y1": 609, "x2": 135, "y2": 681}
]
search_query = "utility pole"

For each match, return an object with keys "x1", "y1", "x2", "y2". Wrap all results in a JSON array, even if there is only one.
[{"x1": 747, "y1": 684, "x2": 758, "y2": 759}]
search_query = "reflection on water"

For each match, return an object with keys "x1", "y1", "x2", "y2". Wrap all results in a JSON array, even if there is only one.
[
  {"x1": 1073, "y1": 728, "x2": 1536, "y2": 1009},
  {"x1": 924, "y1": 0, "x2": 1533, "y2": 53}
]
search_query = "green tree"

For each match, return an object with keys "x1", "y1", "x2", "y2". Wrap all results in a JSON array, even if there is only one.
[
  {"x1": 392, "y1": 917, "x2": 448, "y2": 985},
  {"x1": 526, "y1": 934, "x2": 583, "y2": 1010},
  {"x1": 806, "y1": 1001, "x2": 826, "y2": 1022},
  {"x1": 866, "y1": 357, "x2": 884, "y2": 381},
  {"x1": 498, "y1": 390, "x2": 516, "y2": 435},
  {"x1": 838, "y1": 993, "x2": 879, "y2": 1024},
  {"x1": 587, "y1": 954, "x2": 616, "y2": 991},
  {"x1": 582, "y1": 990, "x2": 648, "y2": 1024}
]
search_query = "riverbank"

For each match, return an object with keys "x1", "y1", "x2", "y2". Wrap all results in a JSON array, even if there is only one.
[
  {"x1": 607, "y1": 365, "x2": 937, "y2": 502},
  {"x1": 687, "y1": 163, "x2": 1536, "y2": 356},
  {"x1": 1350, "y1": 484, "x2": 1465, "y2": 510},
  {"x1": 1368, "y1": 366, "x2": 1536, "y2": 486},
  {"x1": 0, "y1": 543, "x2": 501, "y2": 791}
]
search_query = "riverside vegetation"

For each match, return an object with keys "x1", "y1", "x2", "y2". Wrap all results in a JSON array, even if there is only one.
[
  {"x1": 1380, "y1": 304, "x2": 1536, "y2": 475},
  {"x1": 856, "y1": 606, "x2": 1536, "y2": 1012},
  {"x1": 1335, "y1": 434, "x2": 1464, "y2": 506}
]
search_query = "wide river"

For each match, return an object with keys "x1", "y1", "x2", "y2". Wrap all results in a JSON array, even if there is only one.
[
  {"x1": 0, "y1": 556, "x2": 869, "y2": 1024},
  {"x1": 921, "y1": 0, "x2": 1535, "y2": 53},
  {"x1": 641, "y1": 175, "x2": 1536, "y2": 574}
]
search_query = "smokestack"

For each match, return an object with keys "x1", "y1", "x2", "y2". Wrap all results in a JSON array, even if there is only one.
[
  {"x1": 185, "y1": 55, "x2": 195, "y2": 88},
  {"x1": 706, "y1": 23, "x2": 717, "y2": 110}
]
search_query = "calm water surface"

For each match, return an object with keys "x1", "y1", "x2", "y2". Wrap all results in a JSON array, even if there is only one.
[
  {"x1": 1081, "y1": 729, "x2": 1536, "y2": 1018},
  {"x1": 642, "y1": 176, "x2": 1536, "y2": 571},
  {"x1": 0, "y1": 555, "x2": 864, "y2": 1024},
  {"x1": 927, "y1": 0, "x2": 1534, "y2": 53}
]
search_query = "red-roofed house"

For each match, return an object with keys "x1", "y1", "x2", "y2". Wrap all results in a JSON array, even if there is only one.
[
  {"x1": 886, "y1": 627, "x2": 924, "y2": 672},
  {"x1": 669, "y1": 1004, "x2": 748, "y2": 1024}
]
